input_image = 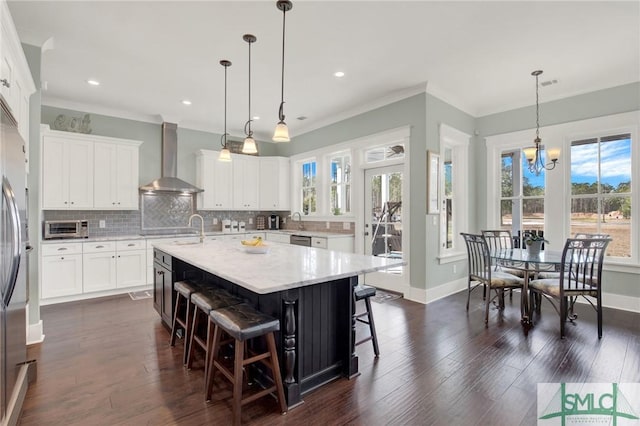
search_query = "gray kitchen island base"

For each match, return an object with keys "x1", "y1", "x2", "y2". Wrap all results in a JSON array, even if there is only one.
[{"x1": 158, "y1": 254, "x2": 360, "y2": 408}]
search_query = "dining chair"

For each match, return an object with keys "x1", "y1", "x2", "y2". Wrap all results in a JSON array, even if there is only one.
[
  {"x1": 482, "y1": 230, "x2": 526, "y2": 300},
  {"x1": 537, "y1": 233, "x2": 610, "y2": 279},
  {"x1": 461, "y1": 233, "x2": 525, "y2": 325},
  {"x1": 528, "y1": 237, "x2": 611, "y2": 338}
]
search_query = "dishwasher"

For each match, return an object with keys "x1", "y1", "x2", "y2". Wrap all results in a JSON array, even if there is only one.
[{"x1": 290, "y1": 235, "x2": 312, "y2": 247}]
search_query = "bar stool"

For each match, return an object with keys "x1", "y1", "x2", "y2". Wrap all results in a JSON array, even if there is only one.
[
  {"x1": 186, "y1": 287, "x2": 243, "y2": 379},
  {"x1": 206, "y1": 303, "x2": 287, "y2": 426},
  {"x1": 354, "y1": 284, "x2": 380, "y2": 357},
  {"x1": 170, "y1": 280, "x2": 203, "y2": 365}
]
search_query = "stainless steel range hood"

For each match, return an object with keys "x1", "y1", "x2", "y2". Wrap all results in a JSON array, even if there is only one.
[{"x1": 139, "y1": 122, "x2": 203, "y2": 193}]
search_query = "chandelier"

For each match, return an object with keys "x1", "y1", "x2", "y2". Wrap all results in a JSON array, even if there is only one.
[
  {"x1": 523, "y1": 70, "x2": 560, "y2": 175},
  {"x1": 218, "y1": 60, "x2": 232, "y2": 162},
  {"x1": 272, "y1": 0, "x2": 293, "y2": 142}
]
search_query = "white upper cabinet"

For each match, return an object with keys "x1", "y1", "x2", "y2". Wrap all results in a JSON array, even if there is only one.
[
  {"x1": 232, "y1": 154, "x2": 259, "y2": 210},
  {"x1": 42, "y1": 134, "x2": 94, "y2": 209},
  {"x1": 196, "y1": 150, "x2": 233, "y2": 210},
  {"x1": 41, "y1": 127, "x2": 142, "y2": 210},
  {"x1": 1, "y1": 1, "x2": 36, "y2": 156},
  {"x1": 259, "y1": 157, "x2": 290, "y2": 211},
  {"x1": 94, "y1": 141, "x2": 141, "y2": 209}
]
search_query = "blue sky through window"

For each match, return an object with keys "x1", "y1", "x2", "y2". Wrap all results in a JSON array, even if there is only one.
[{"x1": 571, "y1": 137, "x2": 631, "y2": 188}]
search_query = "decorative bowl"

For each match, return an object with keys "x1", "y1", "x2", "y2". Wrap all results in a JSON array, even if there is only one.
[{"x1": 243, "y1": 245, "x2": 269, "y2": 254}]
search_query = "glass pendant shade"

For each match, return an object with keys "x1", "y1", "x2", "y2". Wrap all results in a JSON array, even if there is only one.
[
  {"x1": 242, "y1": 136, "x2": 257, "y2": 154},
  {"x1": 219, "y1": 147, "x2": 232, "y2": 162},
  {"x1": 272, "y1": 121, "x2": 290, "y2": 142},
  {"x1": 523, "y1": 147, "x2": 537, "y2": 163}
]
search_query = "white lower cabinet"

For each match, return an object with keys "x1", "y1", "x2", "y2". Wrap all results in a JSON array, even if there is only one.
[
  {"x1": 41, "y1": 243, "x2": 83, "y2": 299},
  {"x1": 83, "y1": 242, "x2": 117, "y2": 293},
  {"x1": 116, "y1": 240, "x2": 146, "y2": 288}
]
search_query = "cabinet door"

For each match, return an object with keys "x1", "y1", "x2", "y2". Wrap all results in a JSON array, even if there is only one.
[
  {"x1": 0, "y1": 47, "x2": 14, "y2": 109},
  {"x1": 83, "y1": 252, "x2": 117, "y2": 293},
  {"x1": 259, "y1": 158, "x2": 279, "y2": 210},
  {"x1": 116, "y1": 144, "x2": 139, "y2": 209},
  {"x1": 116, "y1": 250, "x2": 146, "y2": 288},
  {"x1": 93, "y1": 142, "x2": 118, "y2": 208},
  {"x1": 42, "y1": 136, "x2": 68, "y2": 209},
  {"x1": 41, "y1": 254, "x2": 83, "y2": 299},
  {"x1": 233, "y1": 155, "x2": 259, "y2": 209},
  {"x1": 67, "y1": 140, "x2": 94, "y2": 208},
  {"x1": 213, "y1": 156, "x2": 233, "y2": 209},
  {"x1": 153, "y1": 261, "x2": 163, "y2": 315}
]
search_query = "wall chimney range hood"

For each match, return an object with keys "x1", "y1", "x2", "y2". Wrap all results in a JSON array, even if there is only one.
[{"x1": 139, "y1": 122, "x2": 203, "y2": 193}]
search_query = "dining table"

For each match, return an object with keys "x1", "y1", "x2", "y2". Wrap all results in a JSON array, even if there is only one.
[{"x1": 490, "y1": 248, "x2": 564, "y2": 327}]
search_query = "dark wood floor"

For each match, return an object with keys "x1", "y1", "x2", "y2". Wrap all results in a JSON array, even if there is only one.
[{"x1": 19, "y1": 289, "x2": 639, "y2": 426}]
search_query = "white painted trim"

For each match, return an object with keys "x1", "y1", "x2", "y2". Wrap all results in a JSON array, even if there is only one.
[
  {"x1": 27, "y1": 320, "x2": 45, "y2": 345},
  {"x1": 405, "y1": 286, "x2": 427, "y2": 305},
  {"x1": 40, "y1": 124, "x2": 143, "y2": 146},
  {"x1": 425, "y1": 277, "x2": 467, "y2": 305},
  {"x1": 40, "y1": 285, "x2": 152, "y2": 306},
  {"x1": 294, "y1": 84, "x2": 427, "y2": 137}
]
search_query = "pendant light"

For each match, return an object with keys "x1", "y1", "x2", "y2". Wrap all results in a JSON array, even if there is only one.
[
  {"x1": 523, "y1": 69, "x2": 560, "y2": 175},
  {"x1": 272, "y1": 0, "x2": 293, "y2": 142},
  {"x1": 242, "y1": 34, "x2": 258, "y2": 154},
  {"x1": 218, "y1": 60, "x2": 232, "y2": 162}
]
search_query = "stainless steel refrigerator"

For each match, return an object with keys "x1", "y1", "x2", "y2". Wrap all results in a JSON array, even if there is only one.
[{"x1": 1, "y1": 98, "x2": 29, "y2": 424}]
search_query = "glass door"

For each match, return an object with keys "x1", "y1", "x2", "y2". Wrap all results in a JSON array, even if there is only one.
[{"x1": 364, "y1": 165, "x2": 405, "y2": 291}]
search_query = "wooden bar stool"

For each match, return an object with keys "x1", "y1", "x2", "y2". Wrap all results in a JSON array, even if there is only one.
[
  {"x1": 206, "y1": 303, "x2": 287, "y2": 425},
  {"x1": 355, "y1": 284, "x2": 380, "y2": 357},
  {"x1": 170, "y1": 280, "x2": 203, "y2": 365},
  {"x1": 186, "y1": 287, "x2": 243, "y2": 379}
]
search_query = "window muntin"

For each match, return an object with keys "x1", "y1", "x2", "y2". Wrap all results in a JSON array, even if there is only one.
[
  {"x1": 570, "y1": 134, "x2": 632, "y2": 257},
  {"x1": 301, "y1": 160, "x2": 317, "y2": 215},
  {"x1": 329, "y1": 154, "x2": 351, "y2": 215}
]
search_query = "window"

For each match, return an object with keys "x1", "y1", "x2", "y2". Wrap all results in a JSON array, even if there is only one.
[
  {"x1": 364, "y1": 144, "x2": 405, "y2": 163},
  {"x1": 570, "y1": 133, "x2": 632, "y2": 258},
  {"x1": 439, "y1": 124, "x2": 470, "y2": 259},
  {"x1": 301, "y1": 160, "x2": 317, "y2": 215},
  {"x1": 329, "y1": 154, "x2": 351, "y2": 215},
  {"x1": 500, "y1": 149, "x2": 546, "y2": 244}
]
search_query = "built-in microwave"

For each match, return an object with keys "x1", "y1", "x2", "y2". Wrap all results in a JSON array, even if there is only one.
[{"x1": 43, "y1": 220, "x2": 89, "y2": 239}]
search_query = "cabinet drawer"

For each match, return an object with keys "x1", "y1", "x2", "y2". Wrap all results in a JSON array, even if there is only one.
[
  {"x1": 116, "y1": 239, "x2": 145, "y2": 251},
  {"x1": 311, "y1": 237, "x2": 328, "y2": 249},
  {"x1": 41, "y1": 243, "x2": 83, "y2": 256},
  {"x1": 83, "y1": 241, "x2": 116, "y2": 253}
]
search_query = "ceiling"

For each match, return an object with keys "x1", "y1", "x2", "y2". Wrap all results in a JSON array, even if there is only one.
[{"x1": 9, "y1": 1, "x2": 640, "y2": 142}]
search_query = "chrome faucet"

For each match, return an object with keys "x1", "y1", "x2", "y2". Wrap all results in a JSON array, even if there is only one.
[
  {"x1": 188, "y1": 214, "x2": 205, "y2": 243},
  {"x1": 291, "y1": 211, "x2": 304, "y2": 230}
]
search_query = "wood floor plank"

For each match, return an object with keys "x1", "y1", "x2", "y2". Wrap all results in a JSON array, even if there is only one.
[{"x1": 19, "y1": 290, "x2": 639, "y2": 425}]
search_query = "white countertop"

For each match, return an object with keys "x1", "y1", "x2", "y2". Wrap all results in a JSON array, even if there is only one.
[
  {"x1": 41, "y1": 229, "x2": 355, "y2": 244},
  {"x1": 153, "y1": 239, "x2": 403, "y2": 294}
]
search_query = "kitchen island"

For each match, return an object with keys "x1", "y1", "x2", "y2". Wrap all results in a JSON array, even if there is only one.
[{"x1": 152, "y1": 239, "x2": 404, "y2": 408}]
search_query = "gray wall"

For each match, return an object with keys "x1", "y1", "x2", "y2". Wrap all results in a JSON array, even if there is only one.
[
  {"x1": 23, "y1": 43, "x2": 42, "y2": 327},
  {"x1": 476, "y1": 82, "x2": 640, "y2": 299}
]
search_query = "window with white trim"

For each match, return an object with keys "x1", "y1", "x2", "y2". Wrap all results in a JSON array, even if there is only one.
[
  {"x1": 439, "y1": 124, "x2": 470, "y2": 258},
  {"x1": 301, "y1": 160, "x2": 317, "y2": 215},
  {"x1": 328, "y1": 153, "x2": 351, "y2": 215},
  {"x1": 570, "y1": 133, "x2": 632, "y2": 258}
]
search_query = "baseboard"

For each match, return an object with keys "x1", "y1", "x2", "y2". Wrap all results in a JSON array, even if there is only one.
[
  {"x1": 585, "y1": 292, "x2": 640, "y2": 313},
  {"x1": 425, "y1": 278, "x2": 467, "y2": 305},
  {"x1": 40, "y1": 284, "x2": 152, "y2": 306},
  {"x1": 27, "y1": 320, "x2": 45, "y2": 345}
]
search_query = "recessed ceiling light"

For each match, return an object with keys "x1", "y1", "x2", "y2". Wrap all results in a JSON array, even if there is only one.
[
  {"x1": 252, "y1": 116, "x2": 260, "y2": 120},
  {"x1": 87, "y1": 79, "x2": 100, "y2": 86},
  {"x1": 182, "y1": 100, "x2": 192, "y2": 105},
  {"x1": 334, "y1": 71, "x2": 345, "y2": 78}
]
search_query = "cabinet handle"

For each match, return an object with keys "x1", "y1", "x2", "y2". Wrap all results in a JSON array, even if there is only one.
[
  {"x1": 60, "y1": 257, "x2": 64, "y2": 260},
  {"x1": 0, "y1": 79, "x2": 9, "y2": 88},
  {"x1": 112, "y1": 202, "x2": 116, "y2": 205},
  {"x1": 157, "y1": 270, "x2": 164, "y2": 275},
  {"x1": 71, "y1": 201, "x2": 75, "y2": 205},
  {"x1": 127, "y1": 243, "x2": 135, "y2": 247},
  {"x1": 64, "y1": 201, "x2": 68, "y2": 204},
  {"x1": 96, "y1": 245, "x2": 104, "y2": 249},
  {"x1": 57, "y1": 247, "x2": 68, "y2": 251}
]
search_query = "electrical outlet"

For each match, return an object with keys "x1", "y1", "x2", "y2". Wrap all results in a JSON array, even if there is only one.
[
  {"x1": 326, "y1": 221, "x2": 330, "y2": 229},
  {"x1": 343, "y1": 222, "x2": 351, "y2": 230},
  {"x1": 213, "y1": 217, "x2": 218, "y2": 225},
  {"x1": 249, "y1": 218, "x2": 253, "y2": 225},
  {"x1": 99, "y1": 220, "x2": 106, "y2": 228}
]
